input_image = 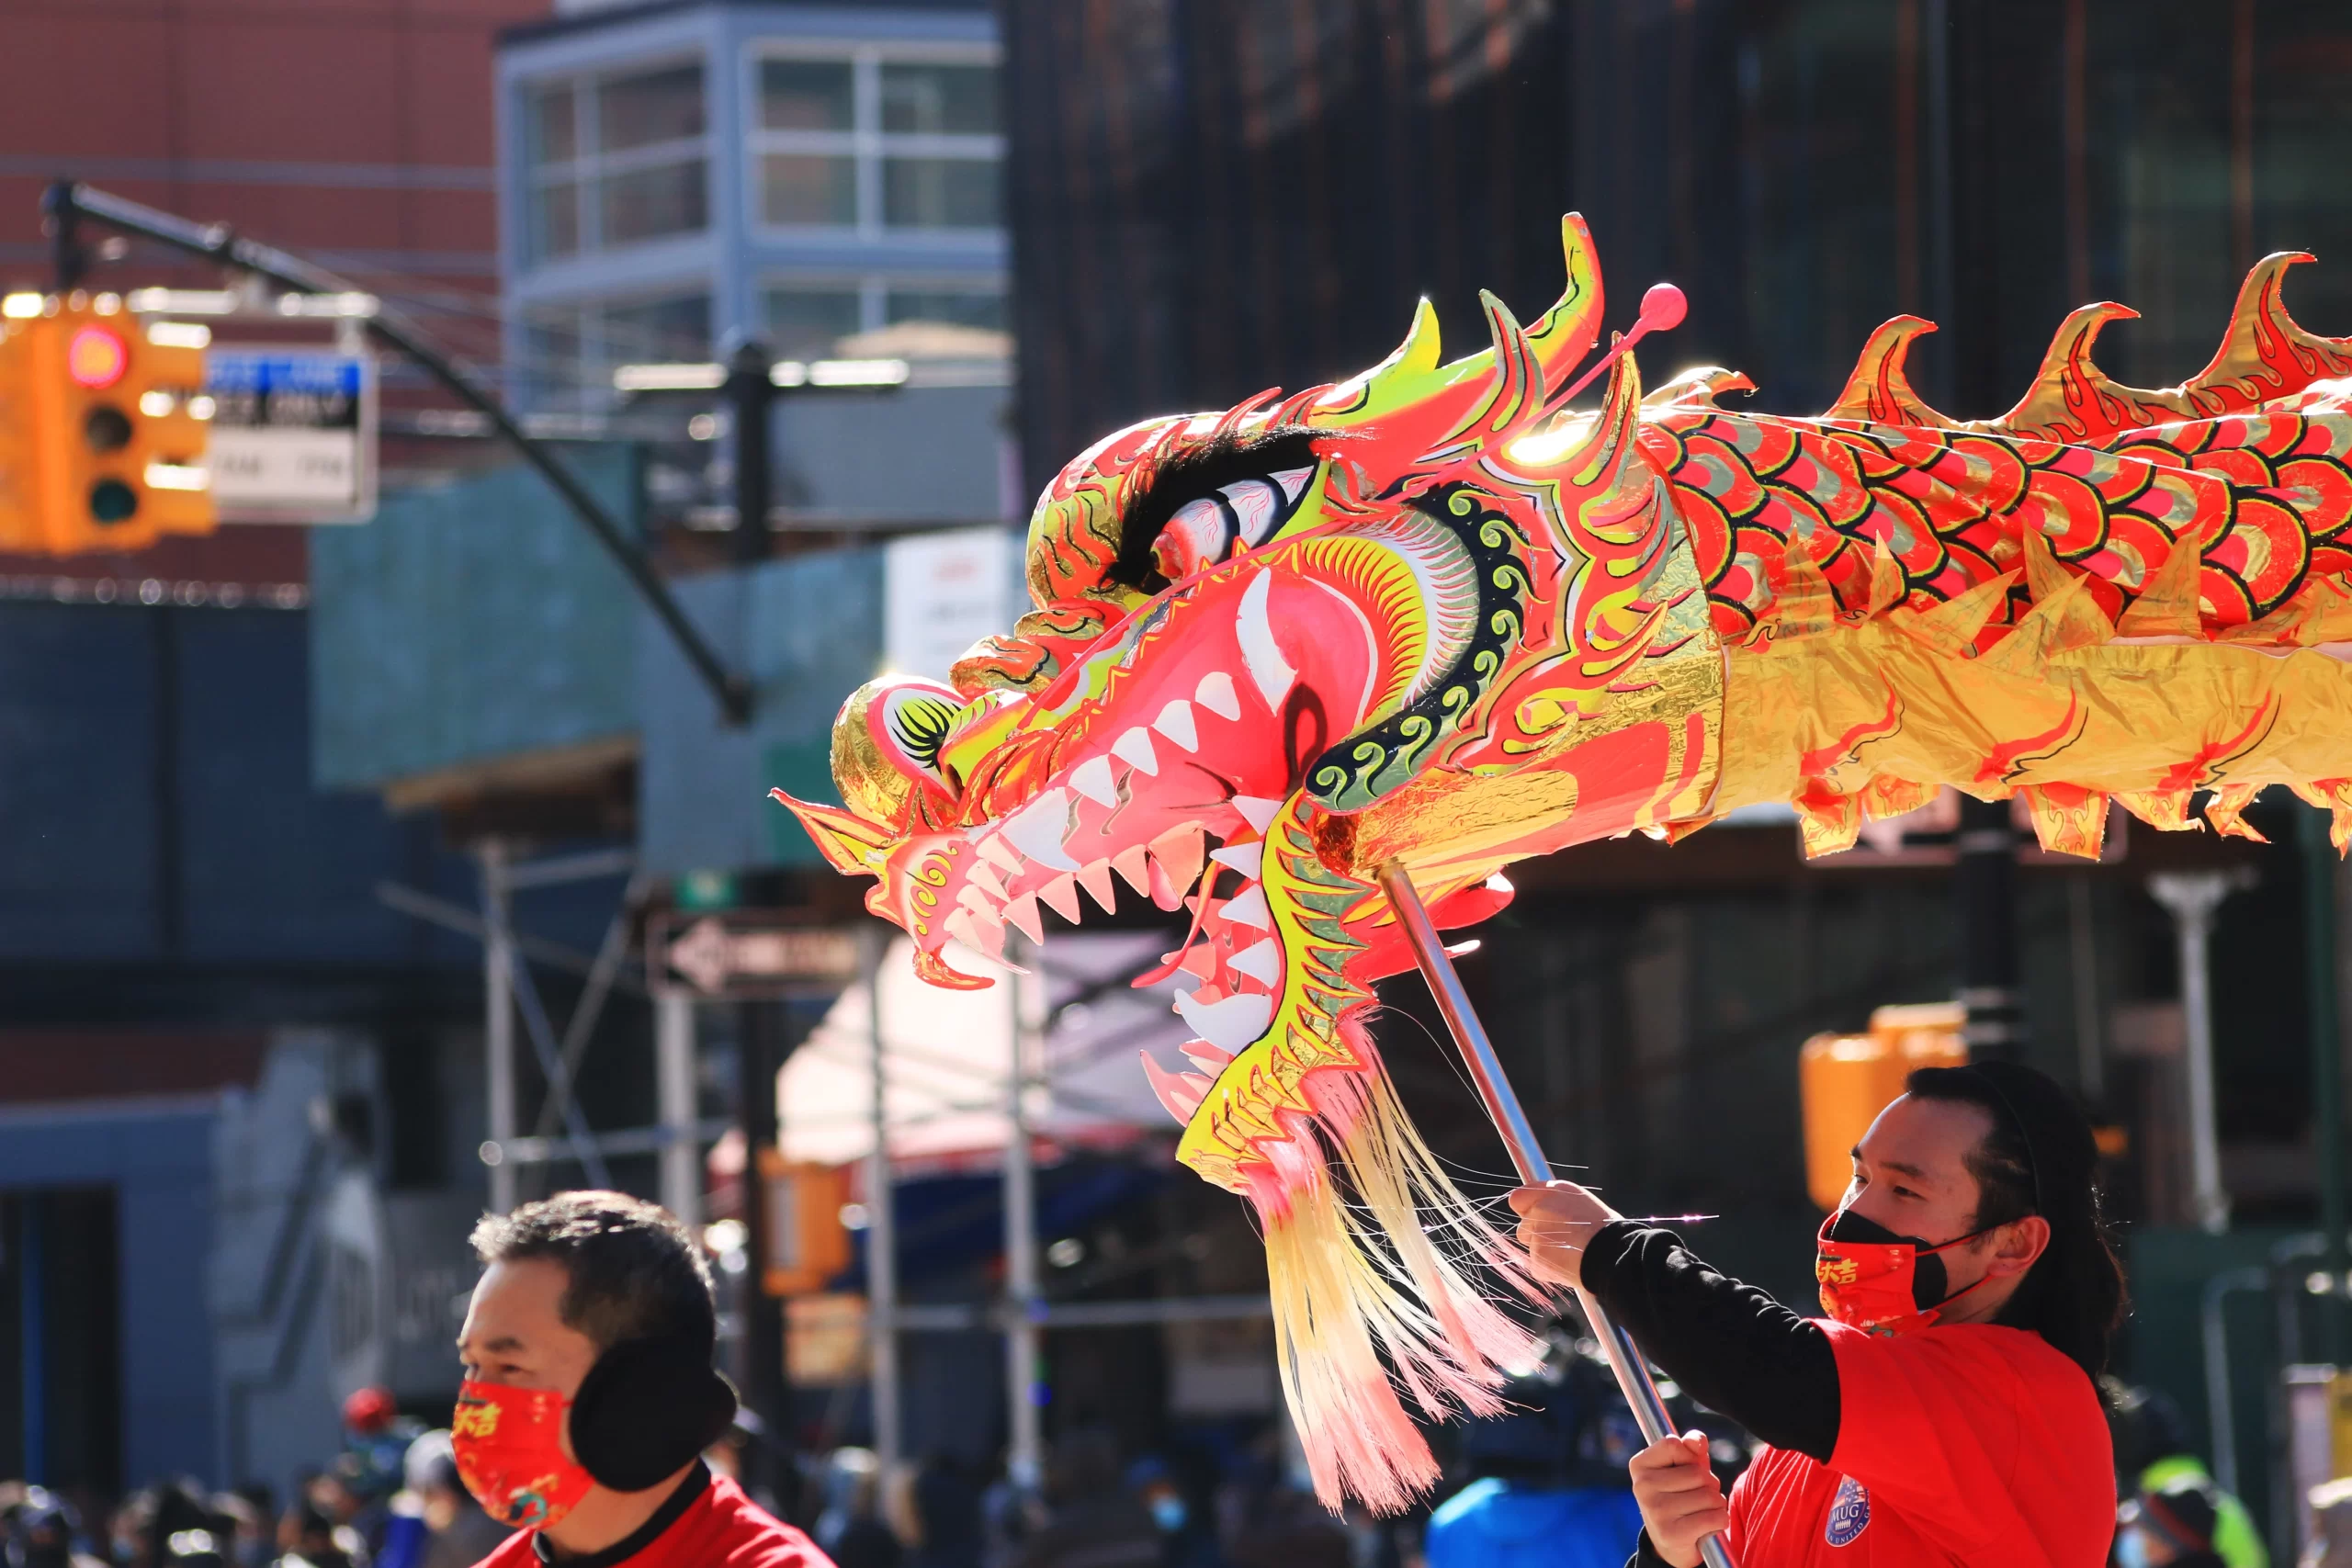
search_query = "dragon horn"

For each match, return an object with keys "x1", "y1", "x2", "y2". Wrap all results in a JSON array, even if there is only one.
[
  {"x1": 2178, "y1": 251, "x2": 2352, "y2": 404},
  {"x1": 1420, "y1": 290, "x2": 1548, "y2": 463},
  {"x1": 1322, "y1": 213, "x2": 1603, "y2": 431},
  {"x1": 1823, "y1": 315, "x2": 1951, "y2": 425},
  {"x1": 1560, "y1": 332, "x2": 1647, "y2": 494}
]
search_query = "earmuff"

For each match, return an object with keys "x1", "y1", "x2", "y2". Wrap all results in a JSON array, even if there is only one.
[{"x1": 569, "y1": 1336, "x2": 739, "y2": 1493}]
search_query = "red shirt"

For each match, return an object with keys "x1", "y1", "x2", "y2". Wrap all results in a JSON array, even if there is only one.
[
  {"x1": 473, "y1": 1472, "x2": 834, "y2": 1568},
  {"x1": 1719, "y1": 1321, "x2": 2112, "y2": 1566}
]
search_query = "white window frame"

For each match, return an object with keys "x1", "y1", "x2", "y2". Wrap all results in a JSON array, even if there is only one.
[
  {"x1": 744, "y1": 39, "x2": 1004, "y2": 241},
  {"x1": 522, "y1": 51, "x2": 713, "y2": 263}
]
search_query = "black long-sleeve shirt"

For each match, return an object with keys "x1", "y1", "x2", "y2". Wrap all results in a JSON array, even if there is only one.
[
  {"x1": 1578, "y1": 1221, "x2": 1841, "y2": 1568},
  {"x1": 1579, "y1": 1219, "x2": 1841, "y2": 1463}
]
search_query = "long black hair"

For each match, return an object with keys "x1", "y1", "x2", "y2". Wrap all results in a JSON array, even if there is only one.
[{"x1": 1905, "y1": 1061, "x2": 2127, "y2": 1379}]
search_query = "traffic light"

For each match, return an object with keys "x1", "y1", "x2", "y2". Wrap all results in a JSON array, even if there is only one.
[
  {"x1": 0, "y1": 291, "x2": 214, "y2": 555},
  {"x1": 1798, "y1": 1002, "x2": 1967, "y2": 1211}
]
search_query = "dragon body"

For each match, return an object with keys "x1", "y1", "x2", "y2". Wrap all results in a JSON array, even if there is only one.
[{"x1": 776, "y1": 218, "x2": 2352, "y2": 1510}]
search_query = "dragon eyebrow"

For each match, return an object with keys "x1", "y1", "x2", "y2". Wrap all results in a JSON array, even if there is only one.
[{"x1": 1106, "y1": 425, "x2": 1330, "y2": 593}]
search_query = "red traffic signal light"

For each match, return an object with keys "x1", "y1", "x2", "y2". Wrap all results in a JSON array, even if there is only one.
[{"x1": 65, "y1": 323, "x2": 129, "y2": 389}]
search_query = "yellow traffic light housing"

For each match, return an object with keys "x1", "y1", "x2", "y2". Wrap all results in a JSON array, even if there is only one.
[
  {"x1": 1798, "y1": 1002, "x2": 1968, "y2": 1212},
  {"x1": 0, "y1": 292, "x2": 215, "y2": 555}
]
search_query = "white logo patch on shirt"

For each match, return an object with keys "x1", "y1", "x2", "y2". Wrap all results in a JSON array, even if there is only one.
[{"x1": 1825, "y1": 1475, "x2": 1871, "y2": 1547}]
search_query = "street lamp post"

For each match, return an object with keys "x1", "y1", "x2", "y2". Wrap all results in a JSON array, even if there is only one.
[{"x1": 2150, "y1": 872, "x2": 2245, "y2": 1235}]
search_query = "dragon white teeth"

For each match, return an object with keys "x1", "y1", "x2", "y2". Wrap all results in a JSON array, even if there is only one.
[
  {"x1": 1227, "y1": 938, "x2": 1282, "y2": 987},
  {"x1": 1238, "y1": 572, "x2": 1296, "y2": 710},
  {"x1": 1037, "y1": 874, "x2": 1082, "y2": 923},
  {"x1": 979, "y1": 835, "x2": 1025, "y2": 875},
  {"x1": 1153, "y1": 700, "x2": 1198, "y2": 751},
  {"x1": 1173, "y1": 989, "x2": 1274, "y2": 1054},
  {"x1": 1077, "y1": 859, "x2": 1119, "y2": 911},
  {"x1": 1110, "y1": 844, "x2": 1153, "y2": 896},
  {"x1": 967, "y1": 862, "x2": 1011, "y2": 901},
  {"x1": 956, "y1": 885, "x2": 1002, "y2": 919},
  {"x1": 1002, "y1": 892, "x2": 1046, "y2": 944},
  {"x1": 1112, "y1": 727, "x2": 1159, "y2": 775},
  {"x1": 1181, "y1": 1039, "x2": 1236, "y2": 1073},
  {"x1": 1219, "y1": 884, "x2": 1271, "y2": 928},
  {"x1": 944, "y1": 908, "x2": 1003, "y2": 960},
  {"x1": 1231, "y1": 795, "x2": 1283, "y2": 832},
  {"x1": 1001, "y1": 789, "x2": 1080, "y2": 871},
  {"x1": 1195, "y1": 671, "x2": 1242, "y2": 721},
  {"x1": 1148, "y1": 824, "x2": 1206, "y2": 895},
  {"x1": 1139, "y1": 1051, "x2": 1210, "y2": 1122},
  {"x1": 1209, "y1": 841, "x2": 1263, "y2": 880},
  {"x1": 1071, "y1": 754, "x2": 1118, "y2": 807}
]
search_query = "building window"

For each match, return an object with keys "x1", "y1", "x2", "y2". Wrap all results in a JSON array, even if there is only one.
[
  {"x1": 751, "y1": 50, "x2": 1001, "y2": 234},
  {"x1": 523, "y1": 291, "x2": 712, "y2": 408},
  {"x1": 764, "y1": 284, "x2": 865, "y2": 359},
  {"x1": 763, "y1": 278, "x2": 1006, "y2": 357},
  {"x1": 884, "y1": 286, "x2": 1004, "y2": 332},
  {"x1": 526, "y1": 62, "x2": 709, "y2": 262}
]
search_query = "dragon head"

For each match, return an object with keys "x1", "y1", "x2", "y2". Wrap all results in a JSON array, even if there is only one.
[
  {"x1": 777, "y1": 215, "x2": 1721, "y2": 1192},
  {"x1": 775, "y1": 215, "x2": 1726, "y2": 1511}
]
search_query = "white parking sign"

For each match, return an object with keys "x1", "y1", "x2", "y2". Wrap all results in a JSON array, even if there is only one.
[{"x1": 206, "y1": 347, "x2": 378, "y2": 523}]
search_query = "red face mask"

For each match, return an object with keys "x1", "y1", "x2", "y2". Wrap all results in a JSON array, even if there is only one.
[
  {"x1": 450, "y1": 1380, "x2": 597, "y2": 1529},
  {"x1": 1815, "y1": 1208, "x2": 1995, "y2": 1336}
]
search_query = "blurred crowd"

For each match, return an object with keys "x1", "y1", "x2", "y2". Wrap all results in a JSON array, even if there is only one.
[
  {"x1": 0, "y1": 1349, "x2": 2317, "y2": 1568},
  {"x1": 0, "y1": 1390, "x2": 507, "y2": 1568}
]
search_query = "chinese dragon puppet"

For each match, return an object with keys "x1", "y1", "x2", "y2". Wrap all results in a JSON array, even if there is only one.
[{"x1": 776, "y1": 215, "x2": 2352, "y2": 1511}]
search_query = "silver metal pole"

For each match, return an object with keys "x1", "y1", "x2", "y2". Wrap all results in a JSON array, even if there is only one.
[
  {"x1": 864, "y1": 927, "x2": 904, "y2": 1472},
  {"x1": 482, "y1": 840, "x2": 517, "y2": 1214},
  {"x1": 2152, "y1": 872, "x2": 2236, "y2": 1234},
  {"x1": 1377, "y1": 861, "x2": 1736, "y2": 1568},
  {"x1": 656, "y1": 992, "x2": 701, "y2": 1228},
  {"x1": 2199, "y1": 1265, "x2": 2268, "y2": 1495},
  {"x1": 1003, "y1": 938, "x2": 1046, "y2": 1493}
]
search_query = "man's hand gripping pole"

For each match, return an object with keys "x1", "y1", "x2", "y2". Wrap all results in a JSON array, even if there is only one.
[{"x1": 1376, "y1": 860, "x2": 1737, "y2": 1568}]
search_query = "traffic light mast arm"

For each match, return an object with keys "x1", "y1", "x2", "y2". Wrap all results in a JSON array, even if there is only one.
[{"x1": 43, "y1": 181, "x2": 756, "y2": 726}]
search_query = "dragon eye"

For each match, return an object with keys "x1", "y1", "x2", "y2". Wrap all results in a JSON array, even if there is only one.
[{"x1": 1147, "y1": 467, "x2": 1317, "y2": 581}]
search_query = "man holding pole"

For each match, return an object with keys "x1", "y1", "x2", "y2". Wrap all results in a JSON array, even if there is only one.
[{"x1": 1512, "y1": 1061, "x2": 2122, "y2": 1567}]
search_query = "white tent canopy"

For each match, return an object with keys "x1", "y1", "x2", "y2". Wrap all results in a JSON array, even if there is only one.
[{"x1": 779, "y1": 931, "x2": 1201, "y2": 1168}]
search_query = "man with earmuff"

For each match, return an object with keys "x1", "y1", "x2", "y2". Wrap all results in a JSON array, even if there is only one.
[{"x1": 451, "y1": 1191, "x2": 839, "y2": 1568}]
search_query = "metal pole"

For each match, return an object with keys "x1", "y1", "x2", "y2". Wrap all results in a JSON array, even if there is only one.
[
  {"x1": 2201, "y1": 1265, "x2": 2269, "y2": 1496},
  {"x1": 1003, "y1": 938, "x2": 1046, "y2": 1493},
  {"x1": 2303, "y1": 809, "x2": 2348, "y2": 1359},
  {"x1": 40, "y1": 181, "x2": 753, "y2": 723},
  {"x1": 1955, "y1": 798, "x2": 2025, "y2": 1061},
  {"x1": 864, "y1": 927, "x2": 903, "y2": 1471},
  {"x1": 657, "y1": 993, "x2": 701, "y2": 1228},
  {"x1": 727, "y1": 338, "x2": 773, "y2": 567},
  {"x1": 736, "y1": 998, "x2": 792, "y2": 1496},
  {"x1": 2069, "y1": 874, "x2": 2105, "y2": 1104},
  {"x1": 482, "y1": 841, "x2": 517, "y2": 1215},
  {"x1": 20, "y1": 1197, "x2": 44, "y2": 1486},
  {"x1": 1376, "y1": 862, "x2": 1736, "y2": 1568},
  {"x1": 2152, "y1": 873, "x2": 2236, "y2": 1234}
]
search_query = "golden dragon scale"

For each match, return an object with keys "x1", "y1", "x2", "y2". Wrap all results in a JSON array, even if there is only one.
[{"x1": 775, "y1": 216, "x2": 2352, "y2": 1512}]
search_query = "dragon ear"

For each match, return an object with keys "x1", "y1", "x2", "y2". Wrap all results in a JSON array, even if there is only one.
[{"x1": 770, "y1": 790, "x2": 897, "y2": 876}]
